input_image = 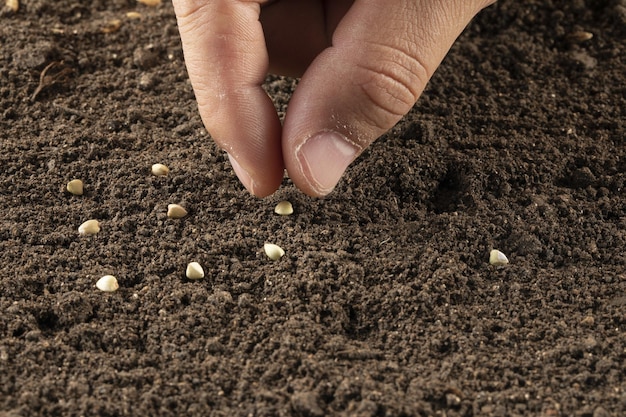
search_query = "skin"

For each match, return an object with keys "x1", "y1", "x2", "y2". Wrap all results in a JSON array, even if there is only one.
[{"x1": 172, "y1": 0, "x2": 496, "y2": 197}]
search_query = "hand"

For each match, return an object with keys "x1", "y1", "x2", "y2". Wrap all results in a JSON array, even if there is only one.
[{"x1": 172, "y1": 0, "x2": 496, "y2": 197}]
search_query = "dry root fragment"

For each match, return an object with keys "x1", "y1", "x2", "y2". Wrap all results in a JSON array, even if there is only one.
[
  {"x1": 78, "y1": 220, "x2": 100, "y2": 236},
  {"x1": 96, "y1": 275, "x2": 119, "y2": 292},
  {"x1": 264, "y1": 243, "x2": 285, "y2": 261},
  {"x1": 186, "y1": 262, "x2": 204, "y2": 280},
  {"x1": 489, "y1": 249, "x2": 509, "y2": 266},
  {"x1": 31, "y1": 61, "x2": 73, "y2": 102},
  {"x1": 167, "y1": 204, "x2": 187, "y2": 219},
  {"x1": 66, "y1": 179, "x2": 84, "y2": 195},
  {"x1": 274, "y1": 201, "x2": 293, "y2": 216}
]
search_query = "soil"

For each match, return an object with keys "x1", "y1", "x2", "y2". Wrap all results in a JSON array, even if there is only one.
[{"x1": 1, "y1": 0, "x2": 625, "y2": 416}]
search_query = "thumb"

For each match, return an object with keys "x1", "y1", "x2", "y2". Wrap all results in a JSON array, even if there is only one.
[{"x1": 283, "y1": 0, "x2": 495, "y2": 197}]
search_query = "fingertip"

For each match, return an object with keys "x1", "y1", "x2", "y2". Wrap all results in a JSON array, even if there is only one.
[{"x1": 227, "y1": 152, "x2": 283, "y2": 198}]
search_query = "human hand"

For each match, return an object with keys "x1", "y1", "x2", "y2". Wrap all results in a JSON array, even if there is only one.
[{"x1": 172, "y1": 0, "x2": 496, "y2": 197}]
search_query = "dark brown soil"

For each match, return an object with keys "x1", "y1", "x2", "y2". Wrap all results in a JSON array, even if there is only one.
[{"x1": 1, "y1": 0, "x2": 625, "y2": 416}]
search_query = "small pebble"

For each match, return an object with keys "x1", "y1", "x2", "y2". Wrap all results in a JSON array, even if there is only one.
[
  {"x1": 167, "y1": 204, "x2": 187, "y2": 219},
  {"x1": 264, "y1": 243, "x2": 285, "y2": 261},
  {"x1": 96, "y1": 275, "x2": 119, "y2": 292},
  {"x1": 78, "y1": 219, "x2": 100, "y2": 236},
  {"x1": 274, "y1": 200, "x2": 294, "y2": 216},
  {"x1": 489, "y1": 249, "x2": 509, "y2": 266},
  {"x1": 186, "y1": 262, "x2": 204, "y2": 280},
  {"x1": 66, "y1": 179, "x2": 84, "y2": 195},
  {"x1": 151, "y1": 163, "x2": 169, "y2": 176}
]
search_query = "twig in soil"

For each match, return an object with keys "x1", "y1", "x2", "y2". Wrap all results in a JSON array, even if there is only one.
[
  {"x1": 31, "y1": 61, "x2": 73, "y2": 102},
  {"x1": 53, "y1": 102, "x2": 87, "y2": 119}
]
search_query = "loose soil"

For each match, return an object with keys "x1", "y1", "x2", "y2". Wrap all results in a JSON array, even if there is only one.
[{"x1": 1, "y1": 1, "x2": 625, "y2": 416}]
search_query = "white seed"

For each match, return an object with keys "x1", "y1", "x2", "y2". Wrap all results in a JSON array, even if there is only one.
[
  {"x1": 274, "y1": 200, "x2": 293, "y2": 216},
  {"x1": 6, "y1": 0, "x2": 19, "y2": 13},
  {"x1": 137, "y1": 0, "x2": 161, "y2": 6},
  {"x1": 96, "y1": 275, "x2": 119, "y2": 292},
  {"x1": 151, "y1": 163, "x2": 169, "y2": 176},
  {"x1": 186, "y1": 262, "x2": 205, "y2": 280},
  {"x1": 167, "y1": 204, "x2": 187, "y2": 219},
  {"x1": 78, "y1": 219, "x2": 100, "y2": 236},
  {"x1": 264, "y1": 243, "x2": 285, "y2": 261},
  {"x1": 489, "y1": 249, "x2": 509, "y2": 266},
  {"x1": 66, "y1": 179, "x2": 84, "y2": 195}
]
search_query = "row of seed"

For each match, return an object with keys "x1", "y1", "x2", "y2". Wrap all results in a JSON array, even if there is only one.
[{"x1": 71, "y1": 164, "x2": 293, "y2": 292}]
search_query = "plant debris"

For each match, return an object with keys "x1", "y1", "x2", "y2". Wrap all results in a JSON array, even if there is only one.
[{"x1": 31, "y1": 61, "x2": 73, "y2": 102}]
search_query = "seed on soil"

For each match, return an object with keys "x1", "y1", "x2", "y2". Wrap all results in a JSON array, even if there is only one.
[
  {"x1": 274, "y1": 201, "x2": 293, "y2": 216},
  {"x1": 78, "y1": 219, "x2": 100, "y2": 235},
  {"x1": 489, "y1": 249, "x2": 509, "y2": 266},
  {"x1": 101, "y1": 19, "x2": 122, "y2": 34},
  {"x1": 96, "y1": 275, "x2": 119, "y2": 292},
  {"x1": 264, "y1": 243, "x2": 285, "y2": 260},
  {"x1": 6, "y1": 0, "x2": 19, "y2": 13},
  {"x1": 66, "y1": 179, "x2": 84, "y2": 195},
  {"x1": 566, "y1": 31, "x2": 593, "y2": 43},
  {"x1": 137, "y1": 0, "x2": 161, "y2": 6},
  {"x1": 167, "y1": 204, "x2": 187, "y2": 219},
  {"x1": 126, "y1": 11, "x2": 142, "y2": 19},
  {"x1": 186, "y1": 262, "x2": 204, "y2": 280},
  {"x1": 151, "y1": 163, "x2": 169, "y2": 176}
]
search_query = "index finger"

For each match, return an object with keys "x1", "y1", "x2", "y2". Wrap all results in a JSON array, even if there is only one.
[{"x1": 173, "y1": 0, "x2": 284, "y2": 197}]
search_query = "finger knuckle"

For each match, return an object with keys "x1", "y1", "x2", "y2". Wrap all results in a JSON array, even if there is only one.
[{"x1": 354, "y1": 43, "x2": 428, "y2": 131}]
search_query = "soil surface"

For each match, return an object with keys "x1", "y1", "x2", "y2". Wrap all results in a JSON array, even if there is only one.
[{"x1": 1, "y1": 1, "x2": 625, "y2": 416}]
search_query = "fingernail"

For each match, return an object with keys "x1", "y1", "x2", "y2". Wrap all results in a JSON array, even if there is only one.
[
  {"x1": 227, "y1": 153, "x2": 256, "y2": 195},
  {"x1": 297, "y1": 131, "x2": 359, "y2": 195}
]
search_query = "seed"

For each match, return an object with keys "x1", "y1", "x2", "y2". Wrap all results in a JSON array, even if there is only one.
[
  {"x1": 264, "y1": 243, "x2": 285, "y2": 261},
  {"x1": 66, "y1": 179, "x2": 84, "y2": 195},
  {"x1": 489, "y1": 249, "x2": 509, "y2": 266},
  {"x1": 151, "y1": 163, "x2": 169, "y2": 176},
  {"x1": 274, "y1": 200, "x2": 293, "y2": 216},
  {"x1": 126, "y1": 11, "x2": 142, "y2": 19},
  {"x1": 6, "y1": 0, "x2": 19, "y2": 12},
  {"x1": 78, "y1": 219, "x2": 100, "y2": 236},
  {"x1": 566, "y1": 31, "x2": 593, "y2": 43},
  {"x1": 101, "y1": 19, "x2": 122, "y2": 34},
  {"x1": 137, "y1": 0, "x2": 161, "y2": 6},
  {"x1": 167, "y1": 204, "x2": 187, "y2": 219},
  {"x1": 96, "y1": 275, "x2": 119, "y2": 292},
  {"x1": 186, "y1": 262, "x2": 204, "y2": 280}
]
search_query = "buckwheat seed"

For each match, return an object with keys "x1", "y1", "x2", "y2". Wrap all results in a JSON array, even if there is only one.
[
  {"x1": 264, "y1": 243, "x2": 285, "y2": 261},
  {"x1": 186, "y1": 262, "x2": 205, "y2": 280},
  {"x1": 96, "y1": 275, "x2": 119, "y2": 292},
  {"x1": 274, "y1": 201, "x2": 293, "y2": 216},
  {"x1": 66, "y1": 179, "x2": 84, "y2": 196},
  {"x1": 151, "y1": 163, "x2": 169, "y2": 176},
  {"x1": 489, "y1": 249, "x2": 509, "y2": 266},
  {"x1": 78, "y1": 219, "x2": 100, "y2": 236},
  {"x1": 167, "y1": 204, "x2": 187, "y2": 219}
]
